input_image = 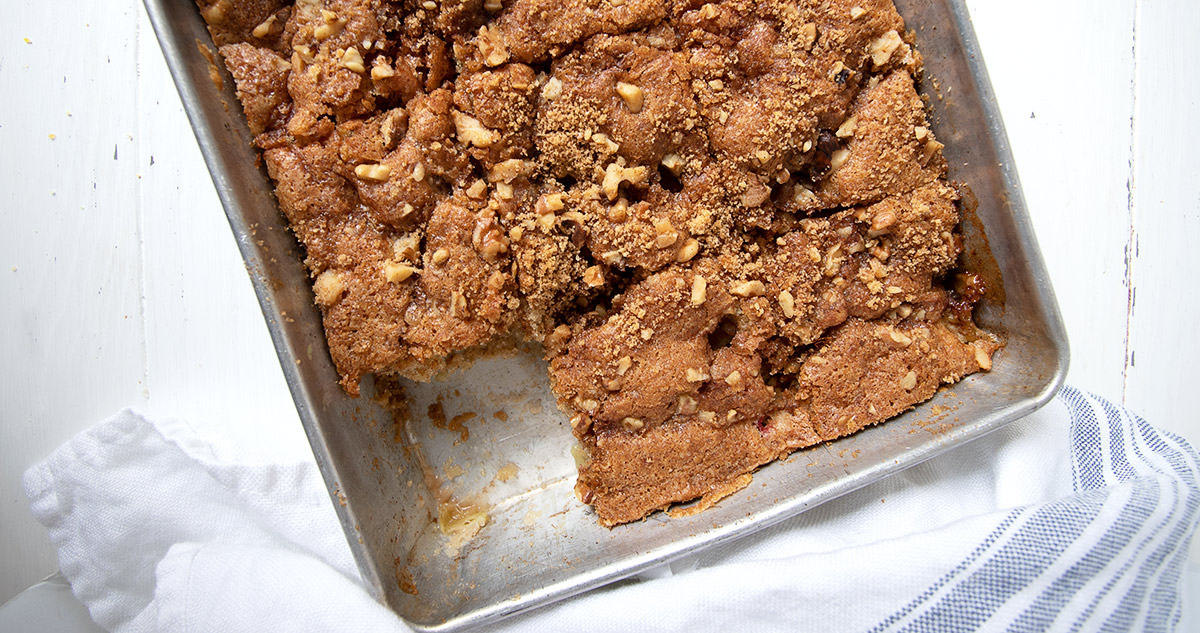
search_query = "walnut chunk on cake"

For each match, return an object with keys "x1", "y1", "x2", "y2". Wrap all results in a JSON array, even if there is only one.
[{"x1": 201, "y1": 0, "x2": 1000, "y2": 526}]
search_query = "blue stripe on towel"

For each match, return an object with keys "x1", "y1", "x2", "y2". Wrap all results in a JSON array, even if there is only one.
[{"x1": 872, "y1": 388, "x2": 1200, "y2": 633}]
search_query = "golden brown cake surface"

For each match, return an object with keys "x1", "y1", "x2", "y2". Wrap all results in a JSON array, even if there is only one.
[{"x1": 200, "y1": 0, "x2": 999, "y2": 526}]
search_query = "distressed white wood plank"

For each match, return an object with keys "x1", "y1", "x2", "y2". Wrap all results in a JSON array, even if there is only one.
[
  {"x1": 1126, "y1": 1, "x2": 1200, "y2": 440},
  {"x1": 135, "y1": 7, "x2": 310, "y2": 464},
  {"x1": 964, "y1": 0, "x2": 1136, "y2": 401},
  {"x1": 0, "y1": 0, "x2": 147, "y2": 604}
]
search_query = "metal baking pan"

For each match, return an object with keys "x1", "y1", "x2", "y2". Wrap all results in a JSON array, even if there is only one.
[{"x1": 143, "y1": 0, "x2": 1068, "y2": 629}]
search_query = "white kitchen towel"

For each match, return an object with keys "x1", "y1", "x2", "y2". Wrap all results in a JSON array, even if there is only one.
[{"x1": 24, "y1": 386, "x2": 1200, "y2": 633}]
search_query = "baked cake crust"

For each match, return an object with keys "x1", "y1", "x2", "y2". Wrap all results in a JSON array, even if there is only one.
[{"x1": 200, "y1": 0, "x2": 999, "y2": 526}]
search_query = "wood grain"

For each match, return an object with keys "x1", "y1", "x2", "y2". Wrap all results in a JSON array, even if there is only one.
[
  {"x1": 134, "y1": 9, "x2": 308, "y2": 464},
  {"x1": 0, "y1": 0, "x2": 149, "y2": 603},
  {"x1": 1125, "y1": 0, "x2": 1200, "y2": 440},
  {"x1": 965, "y1": 0, "x2": 1137, "y2": 401}
]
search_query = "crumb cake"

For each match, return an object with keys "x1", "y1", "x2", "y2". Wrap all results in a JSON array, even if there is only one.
[{"x1": 199, "y1": 0, "x2": 1000, "y2": 526}]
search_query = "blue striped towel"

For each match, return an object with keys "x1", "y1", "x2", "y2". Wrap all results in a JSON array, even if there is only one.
[
  {"x1": 869, "y1": 387, "x2": 1200, "y2": 632},
  {"x1": 25, "y1": 387, "x2": 1200, "y2": 632}
]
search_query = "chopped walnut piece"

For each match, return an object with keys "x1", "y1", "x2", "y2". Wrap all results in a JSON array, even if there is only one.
[
  {"x1": 800, "y1": 22, "x2": 818, "y2": 49},
  {"x1": 542, "y1": 77, "x2": 563, "y2": 100},
  {"x1": 601, "y1": 160, "x2": 649, "y2": 200},
  {"x1": 870, "y1": 209, "x2": 898, "y2": 236},
  {"x1": 252, "y1": 15, "x2": 278, "y2": 39},
  {"x1": 592, "y1": 132, "x2": 620, "y2": 154},
  {"x1": 974, "y1": 344, "x2": 993, "y2": 371},
  {"x1": 676, "y1": 238, "x2": 700, "y2": 262},
  {"x1": 379, "y1": 109, "x2": 406, "y2": 148},
  {"x1": 202, "y1": 0, "x2": 229, "y2": 23},
  {"x1": 617, "y1": 355, "x2": 632, "y2": 375},
  {"x1": 383, "y1": 261, "x2": 418, "y2": 283},
  {"x1": 608, "y1": 199, "x2": 629, "y2": 222},
  {"x1": 920, "y1": 138, "x2": 945, "y2": 166},
  {"x1": 489, "y1": 159, "x2": 534, "y2": 183},
  {"x1": 621, "y1": 417, "x2": 645, "y2": 431},
  {"x1": 795, "y1": 186, "x2": 817, "y2": 205},
  {"x1": 477, "y1": 25, "x2": 509, "y2": 67},
  {"x1": 473, "y1": 219, "x2": 509, "y2": 261},
  {"x1": 740, "y1": 177, "x2": 770, "y2": 208},
  {"x1": 889, "y1": 328, "x2": 913, "y2": 346},
  {"x1": 315, "y1": 10, "x2": 346, "y2": 40},
  {"x1": 449, "y1": 291, "x2": 468, "y2": 318},
  {"x1": 870, "y1": 30, "x2": 905, "y2": 68},
  {"x1": 546, "y1": 324, "x2": 572, "y2": 350},
  {"x1": 836, "y1": 115, "x2": 858, "y2": 138},
  {"x1": 686, "y1": 368, "x2": 710, "y2": 382},
  {"x1": 615, "y1": 81, "x2": 644, "y2": 114},
  {"x1": 583, "y1": 265, "x2": 605, "y2": 287},
  {"x1": 660, "y1": 153, "x2": 684, "y2": 174},
  {"x1": 730, "y1": 280, "x2": 765, "y2": 297},
  {"x1": 561, "y1": 210, "x2": 586, "y2": 226},
  {"x1": 778, "y1": 290, "x2": 796, "y2": 318},
  {"x1": 653, "y1": 218, "x2": 678, "y2": 248},
  {"x1": 432, "y1": 248, "x2": 450, "y2": 265},
  {"x1": 900, "y1": 370, "x2": 918, "y2": 391},
  {"x1": 313, "y1": 270, "x2": 345, "y2": 306},
  {"x1": 600, "y1": 249, "x2": 625, "y2": 265},
  {"x1": 393, "y1": 234, "x2": 420, "y2": 261},
  {"x1": 691, "y1": 275, "x2": 707, "y2": 306},
  {"x1": 850, "y1": 6, "x2": 867, "y2": 19},
  {"x1": 466, "y1": 179, "x2": 488, "y2": 199},
  {"x1": 541, "y1": 192, "x2": 565, "y2": 213},
  {"x1": 830, "y1": 149, "x2": 851, "y2": 172},
  {"x1": 453, "y1": 111, "x2": 499, "y2": 148},
  {"x1": 340, "y1": 47, "x2": 365, "y2": 73},
  {"x1": 371, "y1": 62, "x2": 395, "y2": 82},
  {"x1": 724, "y1": 370, "x2": 742, "y2": 387},
  {"x1": 354, "y1": 164, "x2": 392, "y2": 182}
]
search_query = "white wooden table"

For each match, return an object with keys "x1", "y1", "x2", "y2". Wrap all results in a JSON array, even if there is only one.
[{"x1": 2, "y1": 0, "x2": 1196, "y2": 607}]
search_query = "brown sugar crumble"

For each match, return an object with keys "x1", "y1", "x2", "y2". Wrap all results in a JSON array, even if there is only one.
[{"x1": 200, "y1": 0, "x2": 1000, "y2": 526}]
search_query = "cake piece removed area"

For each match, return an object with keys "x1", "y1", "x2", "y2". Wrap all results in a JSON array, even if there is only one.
[{"x1": 200, "y1": 0, "x2": 999, "y2": 526}]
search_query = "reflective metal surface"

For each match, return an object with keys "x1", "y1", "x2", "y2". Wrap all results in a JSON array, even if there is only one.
[{"x1": 143, "y1": 0, "x2": 1068, "y2": 629}]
